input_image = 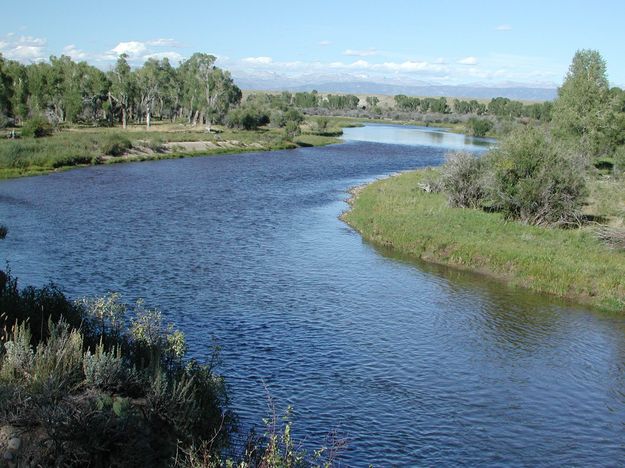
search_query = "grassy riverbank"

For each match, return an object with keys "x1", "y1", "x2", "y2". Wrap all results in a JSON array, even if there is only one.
[
  {"x1": 342, "y1": 169, "x2": 625, "y2": 313},
  {"x1": 0, "y1": 117, "x2": 345, "y2": 179}
]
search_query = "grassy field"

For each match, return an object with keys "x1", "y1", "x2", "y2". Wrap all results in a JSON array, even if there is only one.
[
  {"x1": 0, "y1": 118, "x2": 343, "y2": 179},
  {"x1": 342, "y1": 168, "x2": 625, "y2": 313}
]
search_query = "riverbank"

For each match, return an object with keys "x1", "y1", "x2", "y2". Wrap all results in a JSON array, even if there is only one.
[
  {"x1": 342, "y1": 168, "x2": 625, "y2": 313},
  {"x1": 0, "y1": 118, "x2": 345, "y2": 179}
]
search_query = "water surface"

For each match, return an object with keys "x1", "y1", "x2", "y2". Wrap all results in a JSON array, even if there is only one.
[{"x1": 0, "y1": 125, "x2": 624, "y2": 466}]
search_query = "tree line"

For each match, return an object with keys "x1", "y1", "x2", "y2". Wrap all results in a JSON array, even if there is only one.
[{"x1": 0, "y1": 53, "x2": 242, "y2": 129}]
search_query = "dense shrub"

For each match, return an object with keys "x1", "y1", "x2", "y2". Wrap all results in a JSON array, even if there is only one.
[
  {"x1": 440, "y1": 152, "x2": 487, "y2": 208},
  {"x1": 0, "y1": 273, "x2": 234, "y2": 465},
  {"x1": 488, "y1": 127, "x2": 587, "y2": 226},
  {"x1": 51, "y1": 154, "x2": 93, "y2": 168},
  {"x1": 225, "y1": 106, "x2": 270, "y2": 130},
  {"x1": 614, "y1": 146, "x2": 625, "y2": 175},
  {"x1": 100, "y1": 133, "x2": 132, "y2": 156},
  {"x1": 21, "y1": 116, "x2": 53, "y2": 138},
  {"x1": 466, "y1": 117, "x2": 493, "y2": 137},
  {"x1": 283, "y1": 120, "x2": 301, "y2": 141}
]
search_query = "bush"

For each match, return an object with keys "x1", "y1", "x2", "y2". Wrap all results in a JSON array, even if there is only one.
[
  {"x1": 0, "y1": 272, "x2": 234, "y2": 466},
  {"x1": 488, "y1": 127, "x2": 587, "y2": 226},
  {"x1": 283, "y1": 120, "x2": 301, "y2": 141},
  {"x1": 440, "y1": 152, "x2": 487, "y2": 208},
  {"x1": 225, "y1": 106, "x2": 270, "y2": 130},
  {"x1": 466, "y1": 117, "x2": 493, "y2": 137},
  {"x1": 269, "y1": 109, "x2": 286, "y2": 128},
  {"x1": 100, "y1": 134, "x2": 132, "y2": 156},
  {"x1": 315, "y1": 117, "x2": 329, "y2": 133},
  {"x1": 21, "y1": 116, "x2": 53, "y2": 138},
  {"x1": 51, "y1": 154, "x2": 93, "y2": 168},
  {"x1": 147, "y1": 137, "x2": 165, "y2": 153},
  {"x1": 614, "y1": 146, "x2": 625, "y2": 175}
]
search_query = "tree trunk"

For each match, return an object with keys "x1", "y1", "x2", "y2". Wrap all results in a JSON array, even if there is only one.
[
  {"x1": 122, "y1": 107, "x2": 127, "y2": 129},
  {"x1": 146, "y1": 105, "x2": 151, "y2": 129}
]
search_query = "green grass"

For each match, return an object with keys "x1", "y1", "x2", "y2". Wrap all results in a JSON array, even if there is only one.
[
  {"x1": 0, "y1": 120, "x2": 341, "y2": 179},
  {"x1": 343, "y1": 168, "x2": 625, "y2": 313}
]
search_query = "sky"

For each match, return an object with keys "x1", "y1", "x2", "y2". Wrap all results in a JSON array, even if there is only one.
[{"x1": 1, "y1": 0, "x2": 624, "y2": 88}]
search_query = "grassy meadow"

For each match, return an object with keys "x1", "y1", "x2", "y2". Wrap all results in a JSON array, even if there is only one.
[
  {"x1": 343, "y1": 168, "x2": 625, "y2": 313},
  {"x1": 0, "y1": 117, "x2": 345, "y2": 179}
]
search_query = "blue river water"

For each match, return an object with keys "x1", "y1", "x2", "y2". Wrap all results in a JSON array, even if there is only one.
[{"x1": 0, "y1": 124, "x2": 624, "y2": 466}]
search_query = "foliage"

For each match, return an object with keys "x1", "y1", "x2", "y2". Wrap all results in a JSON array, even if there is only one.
[
  {"x1": 284, "y1": 121, "x2": 301, "y2": 141},
  {"x1": 21, "y1": 116, "x2": 54, "y2": 138},
  {"x1": 614, "y1": 146, "x2": 625, "y2": 175},
  {"x1": 0, "y1": 272, "x2": 234, "y2": 466},
  {"x1": 225, "y1": 105, "x2": 270, "y2": 130},
  {"x1": 100, "y1": 133, "x2": 132, "y2": 156},
  {"x1": 440, "y1": 152, "x2": 487, "y2": 208},
  {"x1": 488, "y1": 127, "x2": 587, "y2": 226},
  {"x1": 466, "y1": 117, "x2": 493, "y2": 137},
  {"x1": 552, "y1": 49, "x2": 611, "y2": 159}
]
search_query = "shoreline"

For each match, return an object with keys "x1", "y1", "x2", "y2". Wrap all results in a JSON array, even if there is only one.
[
  {"x1": 0, "y1": 132, "x2": 342, "y2": 181},
  {"x1": 341, "y1": 169, "x2": 625, "y2": 314}
]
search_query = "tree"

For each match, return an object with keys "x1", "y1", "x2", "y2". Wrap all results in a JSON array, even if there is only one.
[
  {"x1": 178, "y1": 53, "x2": 241, "y2": 130},
  {"x1": 108, "y1": 54, "x2": 135, "y2": 129},
  {"x1": 552, "y1": 49, "x2": 611, "y2": 159},
  {"x1": 0, "y1": 54, "x2": 13, "y2": 122},
  {"x1": 136, "y1": 58, "x2": 162, "y2": 129},
  {"x1": 365, "y1": 96, "x2": 379, "y2": 108}
]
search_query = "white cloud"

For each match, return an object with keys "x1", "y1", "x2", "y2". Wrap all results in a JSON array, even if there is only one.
[
  {"x1": 144, "y1": 51, "x2": 184, "y2": 62},
  {"x1": 111, "y1": 41, "x2": 148, "y2": 57},
  {"x1": 458, "y1": 56, "x2": 478, "y2": 65},
  {"x1": 318, "y1": 40, "x2": 332, "y2": 46},
  {"x1": 343, "y1": 48, "x2": 377, "y2": 57},
  {"x1": 62, "y1": 44, "x2": 88, "y2": 60},
  {"x1": 375, "y1": 60, "x2": 447, "y2": 72},
  {"x1": 242, "y1": 56, "x2": 273, "y2": 65},
  {"x1": 146, "y1": 38, "x2": 182, "y2": 47},
  {"x1": 495, "y1": 24, "x2": 512, "y2": 31},
  {"x1": 102, "y1": 39, "x2": 187, "y2": 64},
  {"x1": 0, "y1": 34, "x2": 47, "y2": 61}
]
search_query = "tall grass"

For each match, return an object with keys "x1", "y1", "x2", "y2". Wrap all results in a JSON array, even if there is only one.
[{"x1": 0, "y1": 119, "x2": 342, "y2": 179}]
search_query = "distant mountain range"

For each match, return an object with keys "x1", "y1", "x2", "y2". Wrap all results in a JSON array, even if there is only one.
[{"x1": 233, "y1": 74, "x2": 558, "y2": 101}]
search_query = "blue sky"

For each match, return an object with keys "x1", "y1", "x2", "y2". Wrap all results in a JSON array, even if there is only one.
[{"x1": 1, "y1": 0, "x2": 624, "y2": 87}]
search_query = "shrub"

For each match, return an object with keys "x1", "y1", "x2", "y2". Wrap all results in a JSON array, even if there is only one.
[
  {"x1": 614, "y1": 146, "x2": 625, "y2": 175},
  {"x1": 100, "y1": 133, "x2": 132, "y2": 156},
  {"x1": 21, "y1": 116, "x2": 53, "y2": 138},
  {"x1": 0, "y1": 272, "x2": 234, "y2": 465},
  {"x1": 488, "y1": 127, "x2": 588, "y2": 226},
  {"x1": 466, "y1": 117, "x2": 493, "y2": 137},
  {"x1": 225, "y1": 106, "x2": 270, "y2": 130},
  {"x1": 147, "y1": 137, "x2": 165, "y2": 153},
  {"x1": 51, "y1": 154, "x2": 93, "y2": 168},
  {"x1": 440, "y1": 152, "x2": 487, "y2": 208},
  {"x1": 315, "y1": 117, "x2": 329, "y2": 133},
  {"x1": 269, "y1": 110, "x2": 286, "y2": 128},
  {"x1": 283, "y1": 120, "x2": 301, "y2": 141}
]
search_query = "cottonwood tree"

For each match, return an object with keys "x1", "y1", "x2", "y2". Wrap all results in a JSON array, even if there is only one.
[
  {"x1": 136, "y1": 58, "x2": 161, "y2": 128},
  {"x1": 108, "y1": 54, "x2": 135, "y2": 128},
  {"x1": 552, "y1": 49, "x2": 611, "y2": 159},
  {"x1": 178, "y1": 53, "x2": 241, "y2": 130}
]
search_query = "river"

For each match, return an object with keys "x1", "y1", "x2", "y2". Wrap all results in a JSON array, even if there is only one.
[{"x1": 1, "y1": 124, "x2": 624, "y2": 466}]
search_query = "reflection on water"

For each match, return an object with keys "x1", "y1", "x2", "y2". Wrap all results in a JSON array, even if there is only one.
[
  {"x1": 0, "y1": 126, "x2": 623, "y2": 466},
  {"x1": 342, "y1": 123, "x2": 494, "y2": 150}
]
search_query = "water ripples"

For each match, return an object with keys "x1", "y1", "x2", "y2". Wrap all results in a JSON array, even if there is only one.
[{"x1": 1, "y1": 126, "x2": 625, "y2": 465}]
